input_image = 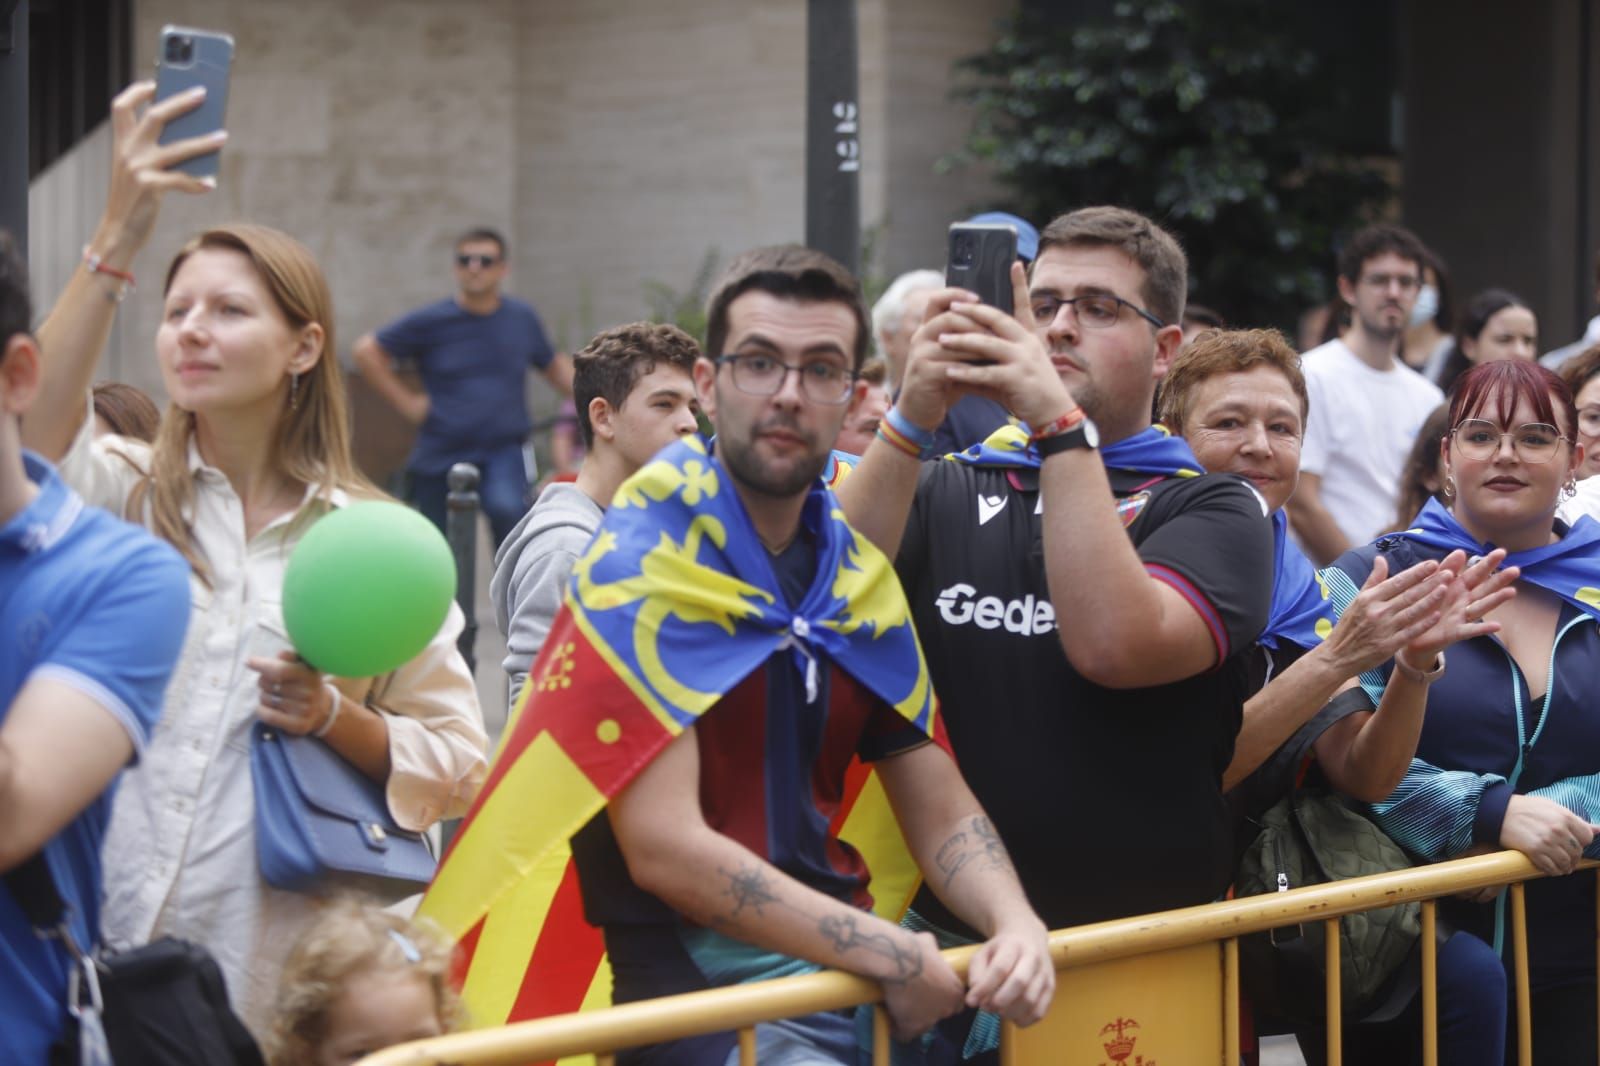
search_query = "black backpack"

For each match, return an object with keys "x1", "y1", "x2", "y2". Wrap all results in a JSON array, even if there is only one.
[
  {"x1": 6, "y1": 851, "x2": 263, "y2": 1066},
  {"x1": 1234, "y1": 788, "x2": 1422, "y2": 1023}
]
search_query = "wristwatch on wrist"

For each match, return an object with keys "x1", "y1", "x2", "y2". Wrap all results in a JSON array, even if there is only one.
[
  {"x1": 1034, "y1": 416, "x2": 1099, "y2": 457},
  {"x1": 1393, "y1": 650, "x2": 1446, "y2": 685}
]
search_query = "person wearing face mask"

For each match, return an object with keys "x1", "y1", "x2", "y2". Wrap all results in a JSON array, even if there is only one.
[
  {"x1": 1401, "y1": 249, "x2": 1455, "y2": 373},
  {"x1": 1427, "y1": 289, "x2": 1539, "y2": 395},
  {"x1": 1288, "y1": 225, "x2": 1445, "y2": 565}
]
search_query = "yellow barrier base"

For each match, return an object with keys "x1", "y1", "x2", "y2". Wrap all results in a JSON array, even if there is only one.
[{"x1": 1003, "y1": 942, "x2": 1226, "y2": 1066}]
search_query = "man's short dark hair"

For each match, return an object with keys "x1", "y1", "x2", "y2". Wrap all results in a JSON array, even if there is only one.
[
  {"x1": 1036, "y1": 207, "x2": 1188, "y2": 329},
  {"x1": 704, "y1": 245, "x2": 869, "y2": 370},
  {"x1": 1336, "y1": 224, "x2": 1425, "y2": 286},
  {"x1": 574, "y1": 322, "x2": 701, "y2": 448},
  {"x1": 0, "y1": 231, "x2": 32, "y2": 345},
  {"x1": 455, "y1": 227, "x2": 507, "y2": 258}
]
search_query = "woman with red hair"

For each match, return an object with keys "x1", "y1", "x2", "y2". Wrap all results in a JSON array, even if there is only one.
[{"x1": 1325, "y1": 360, "x2": 1600, "y2": 1062}]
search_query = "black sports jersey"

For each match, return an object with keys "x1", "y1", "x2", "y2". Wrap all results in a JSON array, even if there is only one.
[{"x1": 897, "y1": 458, "x2": 1274, "y2": 932}]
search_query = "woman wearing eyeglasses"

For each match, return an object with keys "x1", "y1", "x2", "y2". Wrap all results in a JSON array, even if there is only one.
[{"x1": 1325, "y1": 360, "x2": 1600, "y2": 1063}]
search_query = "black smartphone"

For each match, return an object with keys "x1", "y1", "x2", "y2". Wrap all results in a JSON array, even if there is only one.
[
  {"x1": 945, "y1": 223, "x2": 1018, "y2": 315},
  {"x1": 154, "y1": 25, "x2": 235, "y2": 180}
]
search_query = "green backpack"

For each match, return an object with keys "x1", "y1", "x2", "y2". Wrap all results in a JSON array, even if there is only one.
[{"x1": 1235, "y1": 788, "x2": 1422, "y2": 1023}]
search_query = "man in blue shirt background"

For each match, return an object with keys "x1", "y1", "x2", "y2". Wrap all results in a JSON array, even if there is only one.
[
  {"x1": 354, "y1": 227, "x2": 575, "y2": 546},
  {"x1": 0, "y1": 232, "x2": 191, "y2": 1059}
]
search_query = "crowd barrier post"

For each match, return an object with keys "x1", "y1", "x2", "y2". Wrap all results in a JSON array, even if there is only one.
[{"x1": 446, "y1": 461, "x2": 479, "y2": 673}]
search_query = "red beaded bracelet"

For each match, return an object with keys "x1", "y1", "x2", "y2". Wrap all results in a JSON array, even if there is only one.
[{"x1": 82, "y1": 246, "x2": 136, "y2": 302}]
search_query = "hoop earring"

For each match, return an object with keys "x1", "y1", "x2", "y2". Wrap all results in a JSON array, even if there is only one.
[
  {"x1": 1442, "y1": 474, "x2": 1456, "y2": 501},
  {"x1": 1564, "y1": 477, "x2": 1579, "y2": 500},
  {"x1": 289, "y1": 372, "x2": 301, "y2": 411}
]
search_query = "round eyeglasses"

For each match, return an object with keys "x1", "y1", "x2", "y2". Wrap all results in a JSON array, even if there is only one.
[
  {"x1": 1452, "y1": 419, "x2": 1571, "y2": 464},
  {"x1": 716, "y1": 353, "x2": 857, "y2": 405}
]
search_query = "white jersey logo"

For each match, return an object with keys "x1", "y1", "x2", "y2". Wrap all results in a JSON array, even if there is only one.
[
  {"x1": 977, "y1": 493, "x2": 1008, "y2": 526},
  {"x1": 934, "y1": 583, "x2": 1057, "y2": 635}
]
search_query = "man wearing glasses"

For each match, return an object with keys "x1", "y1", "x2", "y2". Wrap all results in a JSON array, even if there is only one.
[
  {"x1": 1285, "y1": 224, "x2": 1445, "y2": 564},
  {"x1": 354, "y1": 227, "x2": 574, "y2": 547},
  {"x1": 836, "y1": 206, "x2": 1274, "y2": 1061},
  {"x1": 577, "y1": 245, "x2": 1054, "y2": 1063}
]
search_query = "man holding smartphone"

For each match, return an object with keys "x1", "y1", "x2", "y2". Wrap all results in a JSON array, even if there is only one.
[
  {"x1": 354, "y1": 229, "x2": 574, "y2": 547},
  {"x1": 837, "y1": 206, "x2": 1274, "y2": 1061}
]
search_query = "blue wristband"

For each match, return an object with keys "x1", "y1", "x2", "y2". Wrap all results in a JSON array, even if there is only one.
[{"x1": 882, "y1": 405, "x2": 936, "y2": 456}]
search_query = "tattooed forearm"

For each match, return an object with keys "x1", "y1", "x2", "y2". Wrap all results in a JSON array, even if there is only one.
[
  {"x1": 934, "y1": 815, "x2": 1016, "y2": 889},
  {"x1": 719, "y1": 862, "x2": 781, "y2": 918},
  {"x1": 819, "y1": 913, "x2": 924, "y2": 983}
]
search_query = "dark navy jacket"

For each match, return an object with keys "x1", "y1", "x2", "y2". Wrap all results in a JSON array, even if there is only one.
[{"x1": 1328, "y1": 529, "x2": 1600, "y2": 991}]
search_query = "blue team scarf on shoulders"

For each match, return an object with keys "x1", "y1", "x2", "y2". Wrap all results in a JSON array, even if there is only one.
[
  {"x1": 946, "y1": 421, "x2": 1204, "y2": 477},
  {"x1": 1396, "y1": 497, "x2": 1600, "y2": 623},
  {"x1": 1261, "y1": 509, "x2": 1337, "y2": 651}
]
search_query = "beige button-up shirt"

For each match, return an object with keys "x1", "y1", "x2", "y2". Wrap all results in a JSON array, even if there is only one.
[{"x1": 58, "y1": 409, "x2": 488, "y2": 1034}]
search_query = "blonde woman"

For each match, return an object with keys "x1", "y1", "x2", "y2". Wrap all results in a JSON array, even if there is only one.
[{"x1": 23, "y1": 83, "x2": 487, "y2": 1035}]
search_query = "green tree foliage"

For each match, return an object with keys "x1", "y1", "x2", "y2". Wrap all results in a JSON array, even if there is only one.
[{"x1": 953, "y1": 0, "x2": 1396, "y2": 329}]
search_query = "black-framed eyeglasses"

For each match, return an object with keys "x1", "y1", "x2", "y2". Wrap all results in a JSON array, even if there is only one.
[
  {"x1": 1452, "y1": 419, "x2": 1571, "y2": 463},
  {"x1": 456, "y1": 253, "x2": 500, "y2": 269},
  {"x1": 715, "y1": 353, "x2": 857, "y2": 405},
  {"x1": 1029, "y1": 293, "x2": 1165, "y2": 330}
]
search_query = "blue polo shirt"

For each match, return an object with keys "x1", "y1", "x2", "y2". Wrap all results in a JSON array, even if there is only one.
[
  {"x1": 377, "y1": 296, "x2": 555, "y2": 474},
  {"x1": 0, "y1": 454, "x2": 190, "y2": 1059}
]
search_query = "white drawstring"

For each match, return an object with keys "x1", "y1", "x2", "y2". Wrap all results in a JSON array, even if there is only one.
[{"x1": 778, "y1": 616, "x2": 820, "y2": 703}]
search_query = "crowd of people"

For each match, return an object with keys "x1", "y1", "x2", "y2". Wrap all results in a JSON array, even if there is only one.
[{"x1": 6, "y1": 76, "x2": 1600, "y2": 1066}]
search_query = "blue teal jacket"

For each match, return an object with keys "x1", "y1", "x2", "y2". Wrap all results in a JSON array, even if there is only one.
[{"x1": 1327, "y1": 527, "x2": 1600, "y2": 990}]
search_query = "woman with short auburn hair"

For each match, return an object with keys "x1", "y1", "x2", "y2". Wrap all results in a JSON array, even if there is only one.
[{"x1": 1163, "y1": 329, "x2": 1513, "y2": 1063}]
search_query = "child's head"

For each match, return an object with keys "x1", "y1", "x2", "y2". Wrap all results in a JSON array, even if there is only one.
[{"x1": 269, "y1": 898, "x2": 463, "y2": 1066}]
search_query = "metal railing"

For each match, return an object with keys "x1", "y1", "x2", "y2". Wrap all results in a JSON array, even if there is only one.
[{"x1": 360, "y1": 850, "x2": 1596, "y2": 1066}]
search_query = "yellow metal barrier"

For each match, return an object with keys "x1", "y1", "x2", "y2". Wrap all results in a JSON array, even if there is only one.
[{"x1": 360, "y1": 850, "x2": 1595, "y2": 1066}]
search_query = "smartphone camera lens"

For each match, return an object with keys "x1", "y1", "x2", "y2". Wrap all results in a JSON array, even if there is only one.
[
  {"x1": 951, "y1": 233, "x2": 975, "y2": 268},
  {"x1": 165, "y1": 35, "x2": 195, "y2": 65}
]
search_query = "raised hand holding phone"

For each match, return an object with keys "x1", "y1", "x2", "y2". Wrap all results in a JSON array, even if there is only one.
[{"x1": 154, "y1": 26, "x2": 234, "y2": 179}]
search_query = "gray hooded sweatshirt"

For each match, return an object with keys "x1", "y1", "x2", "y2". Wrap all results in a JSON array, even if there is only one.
[{"x1": 490, "y1": 480, "x2": 604, "y2": 706}]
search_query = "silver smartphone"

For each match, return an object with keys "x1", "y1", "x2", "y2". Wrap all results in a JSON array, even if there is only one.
[
  {"x1": 945, "y1": 223, "x2": 1018, "y2": 315},
  {"x1": 154, "y1": 25, "x2": 234, "y2": 180}
]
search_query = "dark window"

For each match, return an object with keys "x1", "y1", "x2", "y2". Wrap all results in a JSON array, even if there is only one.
[{"x1": 29, "y1": 0, "x2": 133, "y2": 178}]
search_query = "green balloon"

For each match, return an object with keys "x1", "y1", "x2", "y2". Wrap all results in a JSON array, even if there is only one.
[{"x1": 282, "y1": 502, "x2": 457, "y2": 677}]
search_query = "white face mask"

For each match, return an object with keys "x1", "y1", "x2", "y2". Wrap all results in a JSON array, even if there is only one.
[{"x1": 1410, "y1": 283, "x2": 1439, "y2": 328}]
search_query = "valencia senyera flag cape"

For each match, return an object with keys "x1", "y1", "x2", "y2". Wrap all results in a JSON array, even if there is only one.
[{"x1": 419, "y1": 436, "x2": 938, "y2": 1044}]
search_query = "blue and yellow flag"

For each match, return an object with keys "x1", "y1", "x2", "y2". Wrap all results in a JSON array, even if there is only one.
[
  {"x1": 1262, "y1": 510, "x2": 1337, "y2": 651},
  {"x1": 420, "y1": 436, "x2": 936, "y2": 1042},
  {"x1": 1399, "y1": 497, "x2": 1600, "y2": 622},
  {"x1": 947, "y1": 421, "x2": 1204, "y2": 477}
]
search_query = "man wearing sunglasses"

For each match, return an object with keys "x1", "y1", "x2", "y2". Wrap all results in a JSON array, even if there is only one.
[{"x1": 354, "y1": 227, "x2": 574, "y2": 547}]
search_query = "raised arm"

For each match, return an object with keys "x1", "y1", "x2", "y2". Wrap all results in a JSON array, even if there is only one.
[
  {"x1": 875, "y1": 743, "x2": 1054, "y2": 1025},
  {"x1": 834, "y1": 287, "x2": 978, "y2": 558},
  {"x1": 25, "y1": 82, "x2": 219, "y2": 460},
  {"x1": 933, "y1": 266, "x2": 1272, "y2": 687},
  {"x1": 1224, "y1": 554, "x2": 1448, "y2": 790},
  {"x1": 607, "y1": 727, "x2": 966, "y2": 1041},
  {"x1": 1316, "y1": 550, "x2": 1517, "y2": 801}
]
